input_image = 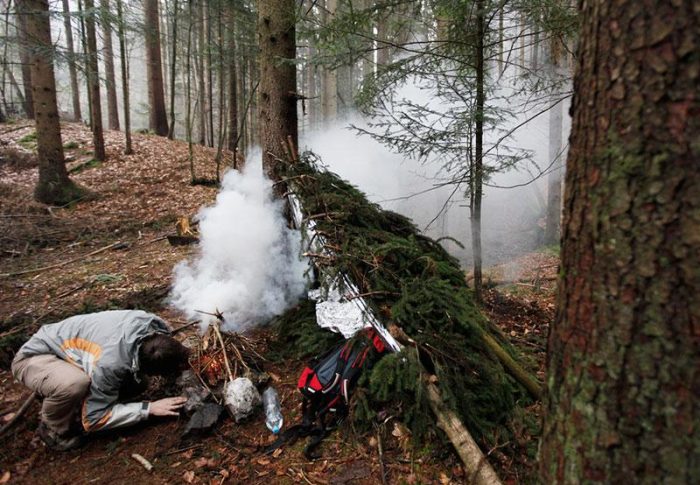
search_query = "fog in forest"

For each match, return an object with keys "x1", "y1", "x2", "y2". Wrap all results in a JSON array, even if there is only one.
[{"x1": 24, "y1": 3, "x2": 573, "y2": 268}]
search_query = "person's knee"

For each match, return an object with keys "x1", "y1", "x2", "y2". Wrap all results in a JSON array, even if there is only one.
[{"x1": 61, "y1": 373, "x2": 91, "y2": 400}]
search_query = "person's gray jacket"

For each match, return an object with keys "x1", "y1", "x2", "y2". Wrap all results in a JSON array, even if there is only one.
[{"x1": 17, "y1": 310, "x2": 171, "y2": 432}]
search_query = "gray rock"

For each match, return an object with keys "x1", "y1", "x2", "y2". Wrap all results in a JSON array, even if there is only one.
[
  {"x1": 182, "y1": 402, "x2": 224, "y2": 436},
  {"x1": 224, "y1": 377, "x2": 261, "y2": 423}
]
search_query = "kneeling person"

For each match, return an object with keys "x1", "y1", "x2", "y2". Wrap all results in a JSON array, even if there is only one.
[{"x1": 11, "y1": 310, "x2": 189, "y2": 450}]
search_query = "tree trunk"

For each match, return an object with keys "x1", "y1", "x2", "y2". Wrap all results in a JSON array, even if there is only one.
[
  {"x1": 61, "y1": 0, "x2": 81, "y2": 122},
  {"x1": 544, "y1": 38, "x2": 563, "y2": 246},
  {"x1": 100, "y1": 0, "x2": 119, "y2": 130},
  {"x1": 258, "y1": 0, "x2": 297, "y2": 192},
  {"x1": 540, "y1": 1, "x2": 700, "y2": 483},
  {"x1": 78, "y1": 0, "x2": 92, "y2": 128},
  {"x1": 226, "y1": 3, "x2": 238, "y2": 161},
  {"x1": 205, "y1": 0, "x2": 214, "y2": 147},
  {"x1": 144, "y1": 0, "x2": 169, "y2": 136},
  {"x1": 196, "y1": 0, "x2": 206, "y2": 145},
  {"x1": 116, "y1": 0, "x2": 132, "y2": 154},
  {"x1": 214, "y1": 2, "x2": 225, "y2": 179},
  {"x1": 321, "y1": 0, "x2": 337, "y2": 121},
  {"x1": 470, "y1": 0, "x2": 485, "y2": 304},
  {"x1": 20, "y1": 0, "x2": 81, "y2": 204},
  {"x1": 167, "y1": 0, "x2": 178, "y2": 139},
  {"x1": 15, "y1": 0, "x2": 34, "y2": 118},
  {"x1": 185, "y1": 0, "x2": 194, "y2": 180},
  {"x1": 84, "y1": 0, "x2": 106, "y2": 161}
]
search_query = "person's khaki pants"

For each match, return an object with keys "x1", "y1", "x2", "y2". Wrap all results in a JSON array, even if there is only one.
[{"x1": 11, "y1": 354, "x2": 90, "y2": 435}]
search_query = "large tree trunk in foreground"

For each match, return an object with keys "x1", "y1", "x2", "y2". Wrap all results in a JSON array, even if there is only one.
[
  {"x1": 144, "y1": 0, "x2": 168, "y2": 136},
  {"x1": 21, "y1": 0, "x2": 80, "y2": 204},
  {"x1": 258, "y1": 0, "x2": 298, "y2": 192},
  {"x1": 100, "y1": 0, "x2": 120, "y2": 130},
  {"x1": 61, "y1": 0, "x2": 81, "y2": 122},
  {"x1": 540, "y1": 1, "x2": 700, "y2": 483},
  {"x1": 84, "y1": 0, "x2": 105, "y2": 161}
]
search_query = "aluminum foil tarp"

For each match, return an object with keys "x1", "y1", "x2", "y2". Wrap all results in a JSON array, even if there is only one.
[
  {"x1": 289, "y1": 193, "x2": 401, "y2": 352},
  {"x1": 308, "y1": 286, "x2": 368, "y2": 339}
]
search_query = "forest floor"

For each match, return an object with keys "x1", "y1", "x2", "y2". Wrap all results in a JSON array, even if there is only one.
[{"x1": 0, "y1": 121, "x2": 557, "y2": 484}]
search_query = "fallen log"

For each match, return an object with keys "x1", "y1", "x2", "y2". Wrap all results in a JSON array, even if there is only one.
[{"x1": 426, "y1": 378, "x2": 503, "y2": 485}]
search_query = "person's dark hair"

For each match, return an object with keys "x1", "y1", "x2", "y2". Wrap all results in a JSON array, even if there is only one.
[{"x1": 139, "y1": 334, "x2": 189, "y2": 376}]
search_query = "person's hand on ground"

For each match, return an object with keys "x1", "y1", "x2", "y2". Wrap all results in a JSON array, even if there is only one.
[{"x1": 148, "y1": 396, "x2": 187, "y2": 417}]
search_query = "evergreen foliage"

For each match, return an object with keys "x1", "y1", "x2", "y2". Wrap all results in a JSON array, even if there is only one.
[{"x1": 276, "y1": 153, "x2": 532, "y2": 443}]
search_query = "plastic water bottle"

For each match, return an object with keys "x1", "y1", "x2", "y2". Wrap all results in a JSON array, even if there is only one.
[{"x1": 262, "y1": 387, "x2": 283, "y2": 434}]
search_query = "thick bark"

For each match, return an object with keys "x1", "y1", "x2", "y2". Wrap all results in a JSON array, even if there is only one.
[
  {"x1": 116, "y1": 0, "x2": 132, "y2": 154},
  {"x1": 84, "y1": 0, "x2": 105, "y2": 161},
  {"x1": 144, "y1": 0, "x2": 169, "y2": 136},
  {"x1": 15, "y1": 1, "x2": 34, "y2": 118},
  {"x1": 540, "y1": 1, "x2": 700, "y2": 483},
  {"x1": 61, "y1": 0, "x2": 81, "y2": 122},
  {"x1": 258, "y1": 0, "x2": 297, "y2": 191},
  {"x1": 99, "y1": 0, "x2": 119, "y2": 130},
  {"x1": 21, "y1": 0, "x2": 80, "y2": 204}
]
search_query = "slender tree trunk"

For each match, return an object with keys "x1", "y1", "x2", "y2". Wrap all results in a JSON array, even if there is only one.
[
  {"x1": 2, "y1": 57, "x2": 26, "y2": 114},
  {"x1": 185, "y1": 0, "x2": 194, "y2": 180},
  {"x1": 205, "y1": 0, "x2": 214, "y2": 147},
  {"x1": 167, "y1": 0, "x2": 179, "y2": 139},
  {"x1": 99, "y1": 0, "x2": 119, "y2": 130},
  {"x1": 78, "y1": 0, "x2": 92, "y2": 128},
  {"x1": 214, "y1": 2, "x2": 225, "y2": 179},
  {"x1": 116, "y1": 0, "x2": 132, "y2": 154},
  {"x1": 258, "y1": 0, "x2": 297, "y2": 193},
  {"x1": 84, "y1": 0, "x2": 105, "y2": 160},
  {"x1": 61, "y1": 0, "x2": 81, "y2": 122},
  {"x1": 544, "y1": 38, "x2": 563, "y2": 246},
  {"x1": 498, "y1": 5, "x2": 503, "y2": 70},
  {"x1": 144, "y1": 0, "x2": 169, "y2": 135},
  {"x1": 540, "y1": 1, "x2": 700, "y2": 483},
  {"x1": 320, "y1": 0, "x2": 337, "y2": 121},
  {"x1": 226, "y1": 3, "x2": 238, "y2": 161},
  {"x1": 161, "y1": 0, "x2": 170, "y2": 103},
  {"x1": 470, "y1": 0, "x2": 485, "y2": 304},
  {"x1": 196, "y1": 0, "x2": 206, "y2": 145},
  {"x1": 20, "y1": 0, "x2": 81, "y2": 204},
  {"x1": 15, "y1": 0, "x2": 34, "y2": 118}
]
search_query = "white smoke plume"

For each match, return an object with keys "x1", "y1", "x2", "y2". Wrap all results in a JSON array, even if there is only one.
[{"x1": 169, "y1": 155, "x2": 309, "y2": 331}]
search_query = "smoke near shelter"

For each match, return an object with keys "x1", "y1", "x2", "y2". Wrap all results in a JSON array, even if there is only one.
[{"x1": 169, "y1": 156, "x2": 309, "y2": 331}]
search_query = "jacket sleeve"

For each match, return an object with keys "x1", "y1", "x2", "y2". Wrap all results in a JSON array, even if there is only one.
[{"x1": 81, "y1": 366, "x2": 149, "y2": 432}]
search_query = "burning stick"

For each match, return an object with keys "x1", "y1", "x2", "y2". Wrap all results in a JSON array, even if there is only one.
[{"x1": 196, "y1": 309, "x2": 235, "y2": 383}]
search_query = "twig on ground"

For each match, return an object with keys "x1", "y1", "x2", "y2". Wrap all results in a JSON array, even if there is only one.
[
  {"x1": 0, "y1": 241, "x2": 123, "y2": 278},
  {"x1": 163, "y1": 444, "x2": 203, "y2": 456},
  {"x1": 376, "y1": 426, "x2": 388, "y2": 485},
  {"x1": 0, "y1": 392, "x2": 37, "y2": 437},
  {"x1": 131, "y1": 453, "x2": 154, "y2": 472}
]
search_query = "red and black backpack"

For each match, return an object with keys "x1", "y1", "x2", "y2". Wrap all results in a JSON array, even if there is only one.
[{"x1": 266, "y1": 328, "x2": 387, "y2": 458}]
